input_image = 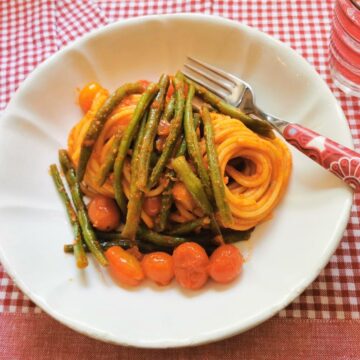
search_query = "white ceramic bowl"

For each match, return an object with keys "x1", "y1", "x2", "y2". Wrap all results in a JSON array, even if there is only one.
[{"x1": 0, "y1": 14, "x2": 353, "y2": 348}]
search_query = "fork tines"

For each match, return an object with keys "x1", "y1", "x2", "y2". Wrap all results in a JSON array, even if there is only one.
[{"x1": 182, "y1": 56, "x2": 237, "y2": 99}]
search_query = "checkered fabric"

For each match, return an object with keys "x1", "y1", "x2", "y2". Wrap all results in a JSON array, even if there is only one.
[{"x1": 0, "y1": 0, "x2": 359, "y2": 319}]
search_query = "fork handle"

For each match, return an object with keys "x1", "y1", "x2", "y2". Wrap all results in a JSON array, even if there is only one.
[{"x1": 282, "y1": 123, "x2": 360, "y2": 191}]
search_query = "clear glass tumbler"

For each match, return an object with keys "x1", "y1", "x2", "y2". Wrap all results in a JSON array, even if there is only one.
[{"x1": 330, "y1": 0, "x2": 360, "y2": 97}]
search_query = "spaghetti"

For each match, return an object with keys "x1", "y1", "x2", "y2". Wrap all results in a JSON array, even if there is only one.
[
  {"x1": 211, "y1": 113, "x2": 291, "y2": 230},
  {"x1": 68, "y1": 88, "x2": 166, "y2": 229},
  {"x1": 52, "y1": 75, "x2": 293, "y2": 288},
  {"x1": 67, "y1": 80, "x2": 291, "y2": 233}
]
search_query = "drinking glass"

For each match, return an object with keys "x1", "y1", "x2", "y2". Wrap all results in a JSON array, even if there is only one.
[{"x1": 330, "y1": 0, "x2": 360, "y2": 97}]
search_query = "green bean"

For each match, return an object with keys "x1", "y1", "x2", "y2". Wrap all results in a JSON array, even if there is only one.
[
  {"x1": 168, "y1": 217, "x2": 208, "y2": 236},
  {"x1": 121, "y1": 113, "x2": 148, "y2": 242},
  {"x1": 175, "y1": 137, "x2": 186, "y2": 158},
  {"x1": 137, "y1": 226, "x2": 187, "y2": 247},
  {"x1": 184, "y1": 84, "x2": 213, "y2": 201},
  {"x1": 96, "y1": 231, "x2": 177, "y2": 252},
  {"x1": 176, "y1": 112, "x2": 201, "y2": 158},
  {"x1": 64, "y1": 239, "x2": 173, "y2": 255},
  {"x1": 154, "y1": 113, "x2": 201, "y2": 232},
  {"x1": 208, "y1": 214, "x2": 224, "y2": 244},
  {"x1": 193, "y1": 228, "x2": 253, "y2": 245},
  {"x1": 193, "y1": 113, "x2": 201, "y2": 133},
  {"x1": 202, "y1": 106, "x2": 233, "y2": 226},
  {"x1": 185, "y1": 78, "x2": 275, "y2": 139},
  {"x1": 50, "y1": 164, "x2": 88, "y2": 269},
  {"x1": 97, "y1": 228, "x2": 232, "y2": 253},
  {"x1": 162, "y1": 86, "x2": 176, "y2": 122},
  {"x1": 137, "y1": 227, "x2": 219, "y2": 254},
  {"x1": 99, "y1": 228, "x2": 187, "y2": 247},
  {"x1": 97, "y1": 232, "x2": 155, "y2": 252},
  {"x1": 137, "y1": 242, "x2": 173, "y2": 254},
  {"x1": 131, "y1": 112, "x2": 148, "y2": 176},
  {"x1": 150, "y1": 152, "x2": 159, "y2": 167},
  {"x1": 94, "y1": 231, "x2": 126, "y2": 242},
  {"x1": 121, "y1": 189, "x2": 143, "y2": 242},
  {"x1": 171, "y1": 156, "x2": 223, "y2": 243},
  {"x1": 137, "y1": 74, "x2": 169, "y2": 191},
  {"x1": 171, "y1": 156, "x2": 212, "y2": 215},
  {"x1": 192, "y1": 95, "x2": 216, "y2": 113},
  {"x1": 97, "y1": 130, "x2": 122, "y2": 186},
  {"x1": 59, "y1": 150, "x2": 108, "y2": 266},
  {"x1": 154, "y1": 173, "x2": 175, "y2": 232},
  {"x1": 222, "y1": 228, "x2": 254, "y2": 243},
  {"x1": 77, "y1": 82, "x2": 145, "y2": 182},
  {"x1": 155, "y1": 87, "x2": 175, "y2": 139},
  {"x1": 113, "y1": 83, "x2": 159, "y2": 213},
  {"x1": 149, "y1": 75, "x2": 185, "y2": 188},
  {"x1": 64, "y1": 240, "x2": 128, "y2": 252}
]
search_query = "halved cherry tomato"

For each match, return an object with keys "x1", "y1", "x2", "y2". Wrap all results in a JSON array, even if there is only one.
[
  {"x1": 88, "y1": 195, "x2": 120, "y2": 231},
  {"x1": 157, "y1": 119, "x2": 171, "y2": 136},
  {"x1": 172, "y1": 182, "x2": 195, "y2": 211},
  {"x1": 166, "y1": 81, "x2": 174, "y2": 102},
  {"x1": 208, "y1": 245, "x2": 243, "y2": 284},
  {"x1": 184, "y1": 82, "x2": 189, "y2": 97},
  {"x1": 166, "y1": 80, "x2": 188, "y2": 102},
  {"x1": 142, "y1": 252, "x2": 174, "y2": 286},
  {"x1": 155, "y1": 136, "x2": 167, "y2": 152},
  {"x1": 173, "y1": 242, "x2": 209, "y2": 290},
  {"x1": 105, "y1": 246, "x2": 144, "y2": 286},
  {"x1": 143, "y1": 196, "x2": 161, "y2": 217},
  {"x1": 79, "y1": 82, "x2": 102, "y2": 113}
]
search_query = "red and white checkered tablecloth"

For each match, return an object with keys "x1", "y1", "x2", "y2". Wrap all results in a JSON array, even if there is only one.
[{"x1": 1, "y1": 0, "x2": 360, "y2": 325}]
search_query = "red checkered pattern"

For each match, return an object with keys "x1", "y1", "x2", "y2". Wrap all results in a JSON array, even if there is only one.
[
  {"x1": 55, "y1": 0, "x2": 108, "y2": 48},
  {"x1": 0, "y1": 0, "x2": 359, "y2": 318}
]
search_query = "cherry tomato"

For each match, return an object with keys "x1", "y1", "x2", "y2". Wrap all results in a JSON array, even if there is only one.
[
  {"x1": 157, "y1": 119, "x2": 171, "y2": 136},
  {"x1": 166, "y1": 81, "x2": 174, "y2": 102},
  {"x1": 105, "y1": 246, "x2": 144, "y2": 286},
  {"x1": 88, "y1": 195, "x2": 120, "y2": 231},
  {"x1": 173, "y1": 242, "x2": 209, "y2": 290},
  {"x1": 208, "y1": 245, "x2": 243, "y2": 284},
  {"x1": 143, "y1": 196, "x2": 161, "y2": 217},
  {"x1": 142, "y1": 252, "x2": 174, "y2": 286},
  {"x1": 79, "y1": 82, "x2": 102, "y2": 113}
]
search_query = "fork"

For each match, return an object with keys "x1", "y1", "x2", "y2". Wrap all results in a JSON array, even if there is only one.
[{"x1": 182, "y1": 56, "x2": 360, "y2": 191}]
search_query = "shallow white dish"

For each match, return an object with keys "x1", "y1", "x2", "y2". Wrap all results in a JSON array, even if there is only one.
[{"x1": 0, "y1": 14, "x2": 353, "y2": 348}]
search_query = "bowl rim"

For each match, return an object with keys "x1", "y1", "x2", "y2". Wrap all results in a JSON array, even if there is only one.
[{"x1": 0, "y1": 13, "x2": 353, "y2": 348}]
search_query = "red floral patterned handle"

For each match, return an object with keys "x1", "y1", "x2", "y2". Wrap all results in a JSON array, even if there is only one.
[{"x1": 283, "y1": 123, "x2": 360, "y2": 191}]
